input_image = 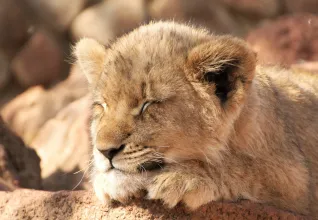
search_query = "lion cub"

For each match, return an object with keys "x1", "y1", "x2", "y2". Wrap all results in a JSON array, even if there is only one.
[{"x1": 74, "y1": 22, "x2": 318, "y2": 217}]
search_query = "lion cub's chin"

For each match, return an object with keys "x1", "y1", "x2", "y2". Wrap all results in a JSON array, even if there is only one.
[{"x1": 93, "y1": 169, "x2": 147, "y2": 205}]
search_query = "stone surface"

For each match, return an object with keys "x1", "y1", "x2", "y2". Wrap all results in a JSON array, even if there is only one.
[
  {"x1": 284, "y1": 0, "x2": 318, "y2": 14},
  {"x1": 0, "y1": 82, "x2": 24, "y2": 111},
  {"x1": 1, "y1": 66, "x2": 89, "y2": 190},
  {"x1": 148, "y1": 0, "x2": 245, "y2": 35},
  {"x1": 11, "y1": 30, "x2": 64, "y2": 87},
  {"x1": 25, "y1": 0, "x2": 87, "y2": 32},
  {"x1": 31, "y1": 95, "x2": 91, "y2": 191},
  {"x1": 0, "y1": 178, "x2": 14, "y2": 191},
  {"x1": 0, "y1": 0, "x2": 33, "y2": 58},
  {"x1": 71, "y1": 0, "x2": 147, "y2": 45},
  {"x1": 291, "y1": 61, "x2": 318, "y2": 74},
  {"x1": 0, "y1": 51, "x2": 10, "y2": 90},
  {"x1": 0, "y1": 116, "x2": 41, "y2": 189},
  {"x1": 0, "y1": 190, "x2": 305, "y2": 220},
  {"x1": 221, "y1": 0, "x2": 281, "y2": 18},
  {"x1": 247, "y1": 14, "x2": 318, "y2": 67},
  {"x1": 1, "y1": 65, "x2": 88, "y2": 145}
]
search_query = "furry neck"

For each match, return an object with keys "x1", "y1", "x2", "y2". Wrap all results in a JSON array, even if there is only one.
[{"x1": 229, "y1": 75, "x2": 287, "y2": 156}]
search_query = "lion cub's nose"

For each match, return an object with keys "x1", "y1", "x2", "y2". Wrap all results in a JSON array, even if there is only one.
[{"x1": 98, "y1": 145, "x2": 125, "y2": 160}]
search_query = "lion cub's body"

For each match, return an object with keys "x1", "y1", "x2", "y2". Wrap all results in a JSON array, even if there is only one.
[
  {"x1": 224, "y1": 66, "x2": 318, "y2": 215},
  {"x1": 75, "y1": 22, "x2": 318, "y2": 218}
]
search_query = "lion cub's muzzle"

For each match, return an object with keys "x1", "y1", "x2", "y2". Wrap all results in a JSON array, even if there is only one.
[
  {"x1": 97, "y1": 144, "x2": 165, "y2": 172},
  {"x1": 99, "y1": 144, "x2": 125, "y2": 162},
  {"x1": 98, "y1": 144, "x2": 125, "y2": 168}
]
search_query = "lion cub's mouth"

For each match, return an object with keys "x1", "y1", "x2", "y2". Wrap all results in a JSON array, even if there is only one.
[{"x1": 137, "y1": 160, "x2": 165, "y2": 172}]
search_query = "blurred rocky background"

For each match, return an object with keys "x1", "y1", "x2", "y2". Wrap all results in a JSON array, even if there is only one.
[{"x1": 0, "y1": 0, "x2": 317, "y2": 219}]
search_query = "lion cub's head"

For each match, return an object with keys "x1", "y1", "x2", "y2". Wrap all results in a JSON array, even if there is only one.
[{"x1": 74, "y1": 22, "x2": 256, "y2": 174}]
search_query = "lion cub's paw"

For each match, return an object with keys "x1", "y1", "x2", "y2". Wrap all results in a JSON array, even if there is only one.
[
  {"x1": 93, "y1": 173, "x2": 112, "y2": 205},
  {"x1": 146, "y1": 162, "x2": 221, "y2": 210},
  {"x1": 147, "y1": 171, "x2": 207, "y2": 210},
  {"x1": 93, "y1": 171, "x2": 146, "y2": 205},
  {"x1": 93, "y1": 180, "x2": 111, "y2": 205},
  {"x1": 147, "y1": 172, "x2": 185, "y2": 208}
]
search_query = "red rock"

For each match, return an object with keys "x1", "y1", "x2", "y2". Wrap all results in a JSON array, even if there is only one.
[
  {"x1": 284, "y1": 0, "x2": 318, "y2": 14},
  {"x1": 25, "y1": 0, "x2": 87, "y2": 32},
  {"x1": 31, "y1": 95, "x2": 91, "y2": 190},
  {"x1": 0, "y1": 51, "x2": 10, "y2": 90},
  {"x1": 0, "y1": 190, "x2": 306, "y2": 219},
  {"x1": 291, "y1": 61, "x2": 318, "y2": 74},
  {"x1": 0, "y1": 178, "x2": 14, "y2": 191},
  {"x1": 1, "y1": 65, "x2": 88, "y2": 144},
  {"x1": 1, "y1": 66, "x2": 89, "y2": 190},
  {"x1": 71, "y1": 0, "x2": 147, "y2": 45},
  {"x1": 221, "y1": 0, "x2": 280, "y2": 18},
  {"x1": 0, "y1": 0, "x2": 33, "y2": 58},
  {"x1": 246, "y1": 14, "x2": 318, "y2": 67},
  {"x1": 0, "y1": 81, "x2": 24, "y2": 110},
  {"x1": 0, "y1": 116, "x2": 41, "y2": 189},
  {"x1": 148, "y1": 0, "x2": 244, "y2": 35},
  {"x1": 11, "y1": 30, "x2": 64, "y2": 87}
]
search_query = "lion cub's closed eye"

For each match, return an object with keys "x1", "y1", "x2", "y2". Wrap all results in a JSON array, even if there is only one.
[{"x1": 75, "y1": 22, "x2": 318, "y2": 219}]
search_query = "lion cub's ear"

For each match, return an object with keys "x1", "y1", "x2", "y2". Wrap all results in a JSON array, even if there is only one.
[
  {"x1": 186, "y1": 36, "x2": 256, "y2": 103},
  {"x1": 73, "y1": 38, "x2": 106, "y2": 84}
]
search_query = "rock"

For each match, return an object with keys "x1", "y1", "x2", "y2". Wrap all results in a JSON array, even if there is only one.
[
  {"x1": 0, "y1": 51, "x2": 10, "y2": 91},
  {"x1": 1, "y1": 65, "x2": 88, "y2": 144},
  {"x1": 221, "y1": 0, "x2": 281, "y2": 18},
  {"x1": 1, "y1": 86, "x2": 48, "y2": 143},
  {"x1": 0, "y1": 178, "x2": 14, "y2": 191},
  {"x1": 71, "y1": 0, "x2": 147, "y2": 45},
  {"x1": 25, "y1": 0, "x2": 87, "y2": 32},
  {"x1": 148, "y1": 0, "x2": 245, "y2": 35},
  {"x1": 1, "y1": 66, "x2": 89, "y2": 190},
  {"x1": 0, "y1": 190, "x2": 305, "y2": 220},
  {"x1": 246, "y1": 14, "x2": 318, "y2": 67},
  {"x1": 291, "y1": 61, "x2": 318, "y2": 74},
  {"x1": 31, "y1": 95, "x2": 91, "y2": 190},
  {"x1": 0, "y1": 81, "x2": 24, "y2": 110},
  {"x1": 11, "y1": 30, "x2": 64, "y2": 88},
  {"x1": 148, "y1": 0, "x2": 262, "y2": 36},
  {"x1": 0, "y1": 0, "x2": 33, "y2": 58},
  {"x1": 0, "y1": 116, "x2": 41, "y2": 189},
  {"x1": 284, "y1": 0, "x2": 318, "y2": 14},
  {"x1": 0, "y1": 144, "x2": 17, "y2": 189}
]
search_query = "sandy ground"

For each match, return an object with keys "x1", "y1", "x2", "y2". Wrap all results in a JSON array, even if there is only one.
[{"x1": 0, "y1": 189, "x2": 305, "y2": 220}]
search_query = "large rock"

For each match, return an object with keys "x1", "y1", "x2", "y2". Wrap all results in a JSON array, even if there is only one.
[
  {"x1": 25, "y1": 0, "x2": 87, "y2": 32},
  {"x1": 0, "y1": 117, "x2": 41, "y2": 189},
  {"x1": 292, "y1": 61, "x2": 318, "y2": 74},
  {"x1": 0, "y1": 51, "x2": 10, "y2": 91},
  {"x1": 0, "y1": 0, "x2": 33, "y2": 58},
  {"x1": 0, "y1": 190, "x2": 305, "y2": 220},
  {"x1": 31, "y1": 95, "x2": 91, "y2": 191},
  {"x1": 221, "y1": 0, "x2": 280, "y2": 18},
  {"x1": 247, "y1": 14, "x2": 318, "y2": 67},
  {"x1": 0, "y1": 178, "x2": 14, "y2": 191},
  {"x1": 1, "y1": 66, "x2": 89, "y2": 190},
  {"x1": 284, "y1": 0, "x2": 318, "y2": 14},
  {"x1": 11, "y1": 30, "x2": 64, "y2": 88},
  {"x1": 0, "y1": 82, "x2": 24, "y2": 111},
  {"x1": 148, "y1": 0, "x2": 245, "y2": 35},
  {"x1": 71, "y1": 0, "x2": 147, "y2": 45},
  {"x1": 1, "y1": 65, "x2": 88, "y2": 145}
]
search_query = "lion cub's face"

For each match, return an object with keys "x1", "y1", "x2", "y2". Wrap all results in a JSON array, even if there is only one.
[{"x1": 75, "y1": 22, "x2": 256, "y2": 174}]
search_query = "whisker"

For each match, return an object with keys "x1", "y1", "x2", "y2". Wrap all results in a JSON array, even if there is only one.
[
  {"x1": 151, "y1": 152, "x2": 188, "y2": 168},
  {"x1": 72, "y1": 159, "x2": 94, "y2": 174},
  {"x1": 72, "y1": 160, "x2": 94, "y2": 190}
]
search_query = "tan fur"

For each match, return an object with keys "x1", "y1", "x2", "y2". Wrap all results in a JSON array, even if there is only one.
[{"x1": 74, "y1": 22, "x2": 318, "y2": 218}]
